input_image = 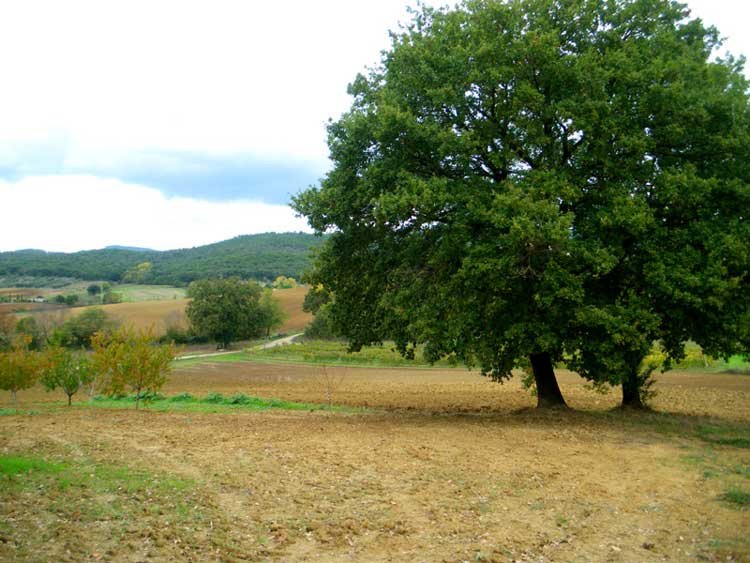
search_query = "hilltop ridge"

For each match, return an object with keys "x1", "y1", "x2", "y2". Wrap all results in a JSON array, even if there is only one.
[{"x1": 0, "y1": 232, "x2": 323, "y2": 286}]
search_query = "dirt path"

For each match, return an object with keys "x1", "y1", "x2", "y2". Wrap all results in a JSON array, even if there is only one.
[
  {"x1": 177, "y1": 333, "x2": 303, "y2": 360},
  {"x1": 256, "y1": 333, "x2": 302, "y2": 350}
]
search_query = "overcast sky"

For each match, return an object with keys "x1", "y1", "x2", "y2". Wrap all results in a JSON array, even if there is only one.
[{"x1": 0, "y1": 0, "x2": 747, "y2": 252}]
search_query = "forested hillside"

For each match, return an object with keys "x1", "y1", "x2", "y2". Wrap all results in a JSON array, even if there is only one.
[{"x1": 0, "y1": 233, "x2": 322, "y2": 285}]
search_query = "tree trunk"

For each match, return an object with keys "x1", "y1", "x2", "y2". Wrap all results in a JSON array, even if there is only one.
[
  {"x1": 621, "y1": 369, "x2": 645, "y2": 409},
  {"x1": 67, "y1": 394, "x2": 72, "y2": 406},
  {"x1": 11, "y1": 389, "x2": 17, "y2": 405},
  {"x1": 529, "y1": 352, "x2": 567, "y2": 408}
]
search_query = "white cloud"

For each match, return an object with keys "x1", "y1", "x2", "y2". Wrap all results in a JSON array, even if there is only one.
[
  {"x1": 683, "y1": 0, "x2": 749, "y2": 62},
  {"x1": 0, "y1": 0, "x2": 747, "y2": 252},
  {"x1": 0, "y1": 1, "x2": 744, "y2": 167},
  {"x1": 0, "y1": 0, "x2": 423, "y2": 167},
  {"x1": 0, "y1": 175, "x2": 310, "y2": 252}
]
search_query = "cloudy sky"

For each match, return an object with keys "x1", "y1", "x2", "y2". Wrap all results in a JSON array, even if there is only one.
[{"x1": 0, "y1": 0, "x2": 747, "y2": 252}]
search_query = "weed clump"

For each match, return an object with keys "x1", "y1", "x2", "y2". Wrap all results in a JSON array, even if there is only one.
[
  {"x1": 225, "y1": 393, "x2": 252, "y2": 405},
  {"x1": 168, "y1": 392, "x2": 196, "y2": 403},
  {"x1": 719, "y1": 488, "x2": 750, "y2": 509},
  {"x1": 202, "y1": 392, "x2": 225, "y2": 404},
  {"x1": 133, "y1": 391, "x2": 165, "y2": 402}
]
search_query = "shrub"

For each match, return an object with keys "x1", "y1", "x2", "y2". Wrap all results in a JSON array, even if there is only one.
[
  {"x1": 158, "y1": 325, "x2": 209, "y2": 345},
  {"x1": 303, "y1": 304, "x2": 339, "y2": 340},
  {"x1": 53, "y1": 308, "x2": 115, "y2": 349}
]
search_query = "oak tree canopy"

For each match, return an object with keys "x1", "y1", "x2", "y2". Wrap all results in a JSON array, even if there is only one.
[{"x1": 294, "y1": 0, "x2": 750, "y2": 407}]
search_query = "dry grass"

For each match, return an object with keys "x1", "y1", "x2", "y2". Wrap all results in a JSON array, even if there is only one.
[
  {"x1": 20, "y1": 286, "x2": 310, "y2": 336},
  {"x1": 27, "y1": 299, "x2": 192, "y2": 334},
  {"x1": 0, "y1": 288, "x2": 41, "y2": 297},
  {"x1": 274, "y1": 286, "x2": 312, "y2": 333}
]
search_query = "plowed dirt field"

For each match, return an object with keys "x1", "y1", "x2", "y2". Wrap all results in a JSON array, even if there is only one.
[{"x1": 1, "y1": 364, "x2": 748, "y2": 562}]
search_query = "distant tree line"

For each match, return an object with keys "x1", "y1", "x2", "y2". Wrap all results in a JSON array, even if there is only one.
[{"x1": 0, "y1": 233, "x2": 323, "y2": 286}]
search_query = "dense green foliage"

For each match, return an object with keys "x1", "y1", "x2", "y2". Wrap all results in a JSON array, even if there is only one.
[
  {"x1": 293, "y1": 0, "x2": 750, "y2": 407},
  {"x1": 53, "y1": 308, "x2": 116, "y2": 349},
  {"x1": 40, "y1": 346, "x2": 94, "y2": 405},
  {"x1": 0, "y1": 233, "x2": 323, "y2": 285},
  {"x1": 303, "y1": 304, "x2": 339, "y2": 340},
  {"x1": 258, "y1": 289, "x2": 286, "y2": 337},
  {"x1": 0, "y1": 312, "x2": 14, "y2": 351},
  {"x1": 14, "y1": 317, "x2": 45, "y2": 350},
  {"x1": 186, "y1": 278, "x2": 286, "y2": 348}
]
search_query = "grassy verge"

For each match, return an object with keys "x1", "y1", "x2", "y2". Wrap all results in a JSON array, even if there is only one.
[
  {"x1": 173, "y1": 351, "x2": 253, "y2": 368},
  {"x1": 719, "y1": 355, "x2": 750, "y2": 374},
  {"x1": 245, "y1": 339, "x2": 461, "y2": 369}
]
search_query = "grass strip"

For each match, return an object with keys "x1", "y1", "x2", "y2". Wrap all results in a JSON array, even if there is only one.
[
  {"x1": 243, "y1": 339, "x2": 462, "y2": 369},
  {"x1": 85, "y1": 391, "x2": 363, "y2": 413}
]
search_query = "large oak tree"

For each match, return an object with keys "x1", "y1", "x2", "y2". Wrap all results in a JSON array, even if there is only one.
[{"x1": 294, "y1": 0, "x2": 749, "y2": 407}]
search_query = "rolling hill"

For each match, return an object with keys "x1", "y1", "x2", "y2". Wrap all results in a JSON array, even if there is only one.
[{"x1": 0, "y1": 232, "x2": 323, "y2": 286}]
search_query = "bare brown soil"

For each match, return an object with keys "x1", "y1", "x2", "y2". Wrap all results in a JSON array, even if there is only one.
[{"x1": 2, "y1": 364, "x2": 749, "y2": 561}]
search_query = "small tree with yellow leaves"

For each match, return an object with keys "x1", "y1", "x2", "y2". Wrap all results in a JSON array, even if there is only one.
[
  {"x1": 91, "y1": 327, "x2": 177, "y2": 409},
  {"x1": 0, "y1": 335, "x2": 41, "y2": 404}
]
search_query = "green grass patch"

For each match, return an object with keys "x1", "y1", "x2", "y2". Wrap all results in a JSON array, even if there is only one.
[
  {"x1": 720, "y1": 355, "x2": 750, "y2": 374},
  {"x1": 0, "y1": 408, "x2": 41, "y2": 416},
  {"x1": 0, "y1": 456, "x2": 65, "y2": 476},
  {"x1": 247, "y1": 339, "x2": 461, "y2": 369},
  {"x1": 697, "y1": 424, "x2": 750, "y2": 449},
  {"x1": 168, "y1": 392, "x2": 196, "y2": 402},
  {"x1": 173, "y1": 351, "x2": 253, "y2": 368},
  {"x1": 718, "y1": 488, "x2": 750, "y2": 509},
  {"x1": 0, "y1": 452, "x2": 214, "y2": 559},
  {"x1": 669, "y1": 343, "x2": 750, "y2": 373},
  {"x1": 0, "y1": 454, "x2": 193, "y2": 497},
  {"x1": 88, "y1": 391, "x2": 359, "y2": 413},
  {"x1": 114, "y1": 284, "x2": 187, "y2": 302}
]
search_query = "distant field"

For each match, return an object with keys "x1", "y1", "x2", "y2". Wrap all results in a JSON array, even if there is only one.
[
  {"x1": 0, "y1": 288, "x2": 42, "y2": 297},
  {"x1": 274, "y1": 286, "x2": 312, "y2": 333},
  {"x1": 32, "y1": 299, "x2": 192, "y2": 333},
  {"x1": 0, "y1": 302, "x2": 64, "y2": 315},
  {"x1": 114, "y1": 284, "x2": 187, "y2": 302},
  {"x1": 22, "y1": 285, "x2": 311, "y2": 336}
]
